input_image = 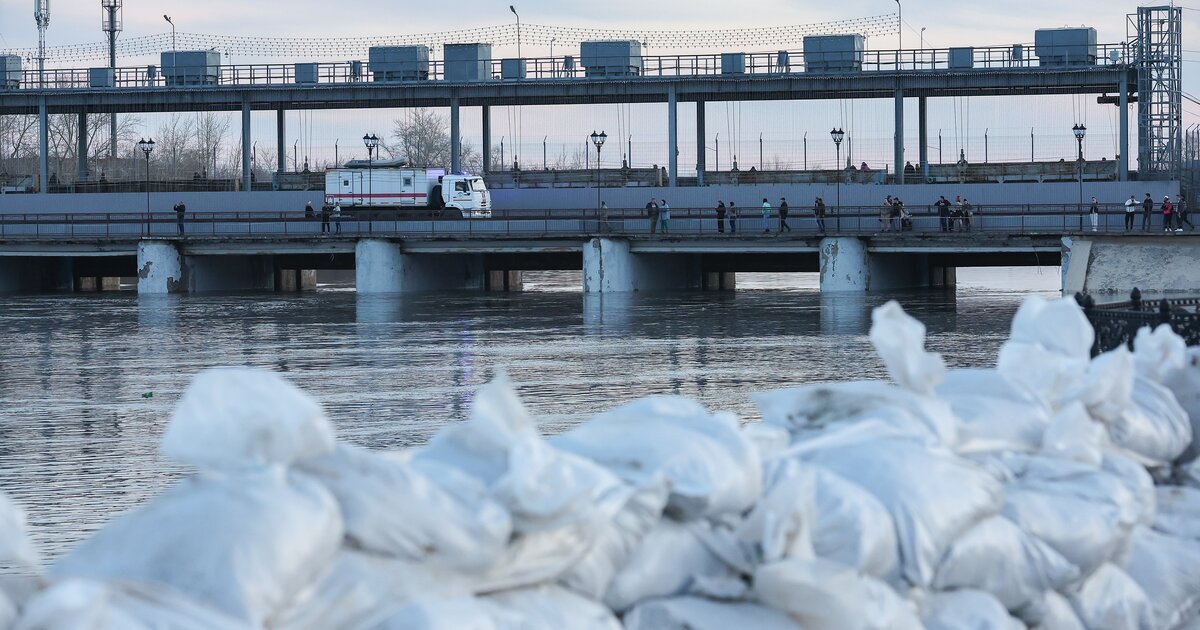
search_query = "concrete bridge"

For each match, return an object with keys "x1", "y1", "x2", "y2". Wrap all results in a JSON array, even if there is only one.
[{"x1": 0, "y1": 210, "x2": 1195, "y2": 295}]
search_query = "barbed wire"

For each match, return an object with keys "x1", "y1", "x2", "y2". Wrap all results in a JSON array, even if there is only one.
[{"x1": 0, "y1": 14, "x2": 898, "y2": 64}]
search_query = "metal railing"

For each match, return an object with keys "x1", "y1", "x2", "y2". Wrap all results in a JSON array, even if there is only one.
[
  {"x1": 8, "y1": 43, "x2": 1132, "y2": 91},
  {"x1": 0, "y1": 204, "x2": 1191, "y2": 240},
  {"x1": 1079, "y1": 289, "x2": 1200, "y2": 355}
]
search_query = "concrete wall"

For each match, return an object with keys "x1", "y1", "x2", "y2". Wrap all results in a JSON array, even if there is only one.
[
  {"x1": 1063, "y1": 235, "x2": 1200, "y2": 295},
  {"x1": 494, "y1": 181, "x2": 1181, "y2": 210},
  {"x1": 0, "y1": 191, "x2": 321, "y2": 215}
]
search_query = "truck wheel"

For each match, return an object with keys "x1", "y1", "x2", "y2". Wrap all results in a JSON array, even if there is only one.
[{"x1": 447, "y1": 208, "x2": 463, "y2": 220}]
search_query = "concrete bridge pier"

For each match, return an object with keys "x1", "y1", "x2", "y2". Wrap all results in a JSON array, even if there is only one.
[
  {"x1": 583, "y1": 238, "x2": 703, "y2": 292},
  {"x1": 486, "y1": 270, "x2": 524, "y2": 292},
  {"x1": 703, "y1": 272, "x2": 736, "y2": 291},
  {"x1": 355, "y1": 239, "x2": 485, "y2": 294},
  {"x1": 137, "y1": 241, "x2": 184, "y2": 294},
  {"x1": 276, "y1": 269, "x2": 318, "y2": 292},
  {"x1": 819, "y1": 236, "x2": 942, "y2": 292}
]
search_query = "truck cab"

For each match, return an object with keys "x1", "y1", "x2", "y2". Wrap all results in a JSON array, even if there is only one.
[{"x1": 441, "y1": 175, "x2": 491, "y2": 219}]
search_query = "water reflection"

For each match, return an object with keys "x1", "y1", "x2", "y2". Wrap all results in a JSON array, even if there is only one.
[{"x1": 0, "y1": 278, "x2": 1053, "y2": 563}]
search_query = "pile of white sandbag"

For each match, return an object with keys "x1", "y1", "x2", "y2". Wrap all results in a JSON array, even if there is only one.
[{"x1": 2, "y1": 295, "x2": 1200, "y2": 629}]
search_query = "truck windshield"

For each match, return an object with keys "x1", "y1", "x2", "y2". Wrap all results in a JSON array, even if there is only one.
[{"x1": 470, "y1": 178, "x2": 486, "y2": 191}]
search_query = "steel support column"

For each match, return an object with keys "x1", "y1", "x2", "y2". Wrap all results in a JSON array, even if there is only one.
[
  {"x1": 918, "y1": 96, "x2": 928, "y2": 179},
  {"x1": 696, "y1": 100, "x2": 706, "y2": 186},
  {"x1": 668, "y1": 85, "x2": 678, "y2": 187},
  {"x1": 450, "y1": 96, "x2": 461, "y2": 173},
  {"x1": 77, "y1": 112, "x2": 88, "y2": 183},
  {"x1": 894, "y1": 86, "x2": 905, "y2": 184},
  {"x1": 241, "y1": 99, "x2": 251, "y2": 192},
  {"x1": 1119, "y1": 71, "x2": 1129, "y2": 182},
  {"x1": 38, "y1": 98, "x2": 48, "y2": 195},
  {"x1": 482, "y1": 105, "x2": 491, "y2": 174},
  {"x1": 276, "y1": 109, "x2": 286, "y2": 174}
]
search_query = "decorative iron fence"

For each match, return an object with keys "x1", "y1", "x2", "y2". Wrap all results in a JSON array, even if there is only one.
[{"x1": 1077, "y1": 289, "x2": 1200, "y2": 355}]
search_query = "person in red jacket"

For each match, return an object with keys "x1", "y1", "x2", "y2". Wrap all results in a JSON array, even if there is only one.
[{"x1": 1163, "y1": 196, "x2": 1178, "y2": 233}]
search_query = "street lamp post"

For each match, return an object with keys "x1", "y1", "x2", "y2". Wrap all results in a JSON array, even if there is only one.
[
  {"x1": 509, "y1": 5, "x2": 521, "y2": 60},
  {"x1": 895, "y1": 0, "x2": 902, "y2": 69},
  {"x1": 163, "y1": 15, "x2": 176, "y2": 85},
  {"x1": 138, "y1": 137, "x2": 155, "y2": 235},
  {"x1": 550, "y1": 38, "x2": 556, "y2": 77},
  {"x1": 831, "y1": 127, "x2": 844, "y2": 230},
  {"x1": 363, "y1": 133, "x2": 380, "y2": 211},
  {"x1": 590, "y1": 130, "x2": 606, "y2": 218},
  {"x1": 1073, "y1": 123, "x2": 1087, "y2": 228}
]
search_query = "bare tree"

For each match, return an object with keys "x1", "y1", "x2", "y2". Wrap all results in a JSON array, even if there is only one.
[{"x1": 193, "y1": 112, "x2": 232, "y2": 179}]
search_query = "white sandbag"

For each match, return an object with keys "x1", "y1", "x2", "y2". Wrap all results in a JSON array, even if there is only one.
[
  {"x1": 1027, "y1": 590, "x2": 1086, "y2": 630},
  {"x1": 1041, "y1": 401, "x2": 1108, "y2": 466},
  {"x1": 1153, "y1": 485, "x2": 1200, "y2": 539},
  {"x1": 777, "y1": 429, "x2": 1003, "y2": 586},
  {"x1": 272, "y1": 549, "x2": 477, "y2": 630},
  {"x1": 932, "y1": 515, "x2": 1079, "y2": 611},
  {"x1": 921, "y1": 589, "x2": 1024, "y2": 630},
  {"x1": 1109, "y1": 375, "x2": 1193, "y2": 465},
  {"x1": 1070, "y1": 346, "x2": 1134, "y2": 424},
  {"x1": 752, "y1": 558, "x2": 922, "y2": 630},
  {"x1": 161, "y1": 367, "x2": 335, "y2": 471},
  {"x1": 754, "y1": 380, "x2": 958, "y2": 446},
  {"x1": 745, "y1": 459, "x2": 898, "y2": 578},
  {"x1": 14, "y1": 578, "x2": 252, "y2": 630},
  {"x1": 485, "y1": 585, "x2": 622, "y2": 630},
  {"x1": 624, "y1": 596, "x2": 803, "y2": 630},
  {"x1": 1165, "y1": 347, "x2": 1200, "y2": 462},
  {"x1": 1120, "y1": 526, "x2": 1200, "y2": 629},
  {"x1": 1134, "y1": 323, "x2": 1187, "y2": 383},
  {"x1": 1068, "y1": 563, "x2": 1154, "y2": 630},
  {"x1": 372, "y1": 596, "x2": 519, "y2": 630},
  {"x1": 1101, "y1": 452, "x2": 1157, "y2": 527},
  {"x1": 0, "y1": 593, "x2": 14, "y2": 630},
  {"x1": 1002, "y1": 457, "x2": 1140, "y2": 575},
  {"x1": 552, "y1": 396, "x2": 761, "y2": 520},
  {"x1": 603, "y1": 519, "x2": 733, "y2": 613},
  {"x1": 943, "y1": 393, "x2": 1050, "y2": 454},
  {"x1": 52, "y1": 468, "x2": 342, "y2": 625},
  {"x1": 741, "y1": 422, "x2": 791, "y2": 462},
  {"x1": 0, "y1": 493, "x2": 39, "y2": 575},
  {"x1": 997, "y1": 341, "x2": 1090, "y2": 411},
  {"x1": 558, "y1": 477, "x2": 670, "y2": 600},
  {"x1": 1008, "y1": 295, "x2": 1095, "y2": 359},
  {"x1": 296, "y1": 444, "x2": 510, "y2": 569},
  {"x1": 869, "y1": 300, "x2": 946, "y2": 396},
  {"x1": 939, "y1": 368, "x2": 1046, "y2": 406}
]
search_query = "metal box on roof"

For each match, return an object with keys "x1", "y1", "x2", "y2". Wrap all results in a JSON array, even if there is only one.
[
  {"x1": 160, "y1": 51, "x2": 221, "y2": 86},
  {"x1": 721, "y1": 53, "x2": 746, "y2": 74},
  {"x1": 501, "y1": 58, "x2": 526, "y2": 80},
  {"x1": 948, "y1": 47, "x2": 974, "y2": 69},
  {"x1": 295, "y1": 63, "x2": 319, "y2": 85},
  {"x1": 88, "y1": 67, "x2": 114, "y2": 88},
  {"x1": 580, "y1": 40, "x2": 643, "y2": 77},
  {"x1": 1035, "y1": 27, "x2": 1097, "y2": 66},
  {"x1": 2, "y1": 55, "x2": 22, "y2": 89},
  {"x1": 803, "y1": 35, "x2": 865, "y2": 73},
  {"x1": 369, "y1": 45, "x2": 429, "y2": 82},
  {"x1": 444, "y1": 43, "x2": 492, "y2": 82}
]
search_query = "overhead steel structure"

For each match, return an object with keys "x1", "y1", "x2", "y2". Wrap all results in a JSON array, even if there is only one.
[{"x1": 1132, "y1": 5, "x2": 1183, "y2": 181}]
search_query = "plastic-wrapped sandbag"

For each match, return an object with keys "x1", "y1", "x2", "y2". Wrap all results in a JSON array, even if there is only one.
[
  {"x1": 484, "y1": 585, "x2": 622, "y2": 630},
  {"x1": 1134, "y1": 323, "x2": 1187, "y2": 384},
  {"x1": 0, "y1": 593, "x2": 14, "y2": 630},
  {"x1": 744, "y1": 459, "x2": 898, "y2": 578},
  {"x1": 624, "y1": 596, "x2": 803, "y2": 630},
  {"x1": 1153, "y1": 485, "x2": 1200, "y2": 539},
  {"x1": 14, "y1": 578, "x2": 252, "y2": 630},
  {"x1": 1165, "y1": 347, "x2": 1200, "y2": 462},
  {"x1": 296, "y1": 444, "x2": 510, "y2": 569},
  {"x1": 920, "y1": 589, "x2": 1025, "y2": 630},
  {"x1": 1108, "y1": 375, "x2": 1193, "y2": 465},
  {"x1": 52, "y1": 468, "x2": 342, "y2": 626},
  {"x1": 558, "y1": 477, "x2": 670, "y2": 600},
  {"x1": 1070, "y1": 346, "x2": 1134, "y2": 424},
  {"x1": 932, "y1": 515, "x2": 1078, "y2": 611},
  {"x1": 754, "y1": 380, "x2": 958, "y2": 447},
  {"x1": 272, "y1": 549, "x2": 477, "y2": 630},
  {"x1": 740, "y1": 422, "x2": 791, "y2": 461},
  {"x1": 752, "y1": 558, "x2": 922, "y2": 630},
  {"x1": 1068, "y1": 563, "x2": 1154, "y2": 630},
  {"x1": 939, "y1": 368, "x2": 1047, "y2": 406},
  {"x1": 161, "y1": 367, "x2": 335, "y2": 472},
  {"x1": 1041, "y1": 401, "x2": 1108, "y2": 466},
  {"x1": 603, "y1": 519, "x2": 734, "y2": 613},
  {"x1": 868, "y1": 300, "x2": 946, "y2": 396},
  {"x1": 1025, "y1": 590, "x2": 1086, "y2": 630},
  {"x1": 1101, "y1": 453, "x2": 1157, "y2": 527},
  {"x1": 1008, "y1": 295, "x2": 1095, "y2": 359},
  {"x1": 372, "y1": 596, "x2": 519, "y2": 629},
  {"x1": 1002, "y1": 457, "x2": 1140, "y2": 576},
  {"x1": 552, "y1": 396, "x2": 761, "y2": 520},
  {"x1": 1120, "y1": 526, "x2": 1200, "y2": 629},
  {"x1": 776, "y1": 427, "x2": 1002, "y2": 586},
  {"x1": 943, "y1": 393, "x2": 1050, "y2": 454},
  {"x1": 997, "y1": 341, "x2": 1090, "y2": 411}
]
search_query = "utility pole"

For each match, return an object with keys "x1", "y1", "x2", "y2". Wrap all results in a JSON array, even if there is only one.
[
  {"x1": 35, "y1": 0, "x2": 51, "y2": 88},
  {"x1": 101, "y1": 1, "x2": 122, "y2": 158}
]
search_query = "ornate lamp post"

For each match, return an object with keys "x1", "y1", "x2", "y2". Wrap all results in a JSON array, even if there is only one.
[
  {"x1": 590, "y1": 130, "x2": 606, "y2": 217},
  {"x1": 363, "y1": 133, "x2": 379, "y2": 209},
  {"x1": 831, "y1": 127, "x2": 845, "y2": 229},
  {"x1": 138, "y1": 137, "x2": 155, "y2": 234},
  {"x1": 1073, "y1": 123, "x2": 1087, "y2": 226}
]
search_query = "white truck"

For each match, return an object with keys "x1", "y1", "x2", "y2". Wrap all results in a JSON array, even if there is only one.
[{"x1": 324, "y1": 161, "x2": 492, "y2": 219}]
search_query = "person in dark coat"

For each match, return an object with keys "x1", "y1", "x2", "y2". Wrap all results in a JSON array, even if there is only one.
[
  {"x1": 1142, "y1": 193, "x2": 1154, "y2": 231},
  {"x1": 779, "y1": 197, "x2": 791, "y2": 232},
  {"x1": 174, "y1": 201, "x2": 186, "y2": 235},
  {"x1": 813, "y1": 197, "x2": 827, "y2": 233},
  {"x1": 716, "y1": 201, "x2": 727, "y2": 234},
  {"x1": 936, "y1": 196, "x2": 952, "y2": 232},
  {"x1": 321, "y1": 204, "x2": 332, "y2": 234}
]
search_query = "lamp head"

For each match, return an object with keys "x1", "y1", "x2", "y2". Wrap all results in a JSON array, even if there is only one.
[
  {"x1": 509, "y1": 5, "x2": 517, "y2": 15},
  {"x1": 830, "y1": 128, "x2": 845, "y2": 144},
  {"x1": 598, "y1": 130, "x2": 607, "y2": 146},
  {"x1": 163, "y1": 14, "x2": 172, "y2": 24},
  {"x1": 1072, "y1": 124, "x2": 1087, "y2": 140}
]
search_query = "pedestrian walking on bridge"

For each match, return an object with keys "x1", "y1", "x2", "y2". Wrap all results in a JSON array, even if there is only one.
[
  {"x1": 1178, "y1": 193, "x2": 1195, "y2": 231},
  {"x1": 729, "y1": 202, "x2": 738, "y2": 234},
  {"x1": 1142, "y1": 193, "x2": 1154, "y2": 231},
  {"x1": 813, "y1": 198, "x2": 827, "y2": 233},
  {"x1": 761, "y1": 198, "x2": 772, "y2": 234},
  {"x1": 1089, "y1": 197, "x2": 1099, "y2": 232},
  {"x1": 779, "y1": 197, "x2": 792, "y2": 232},
  {"x1": 1124, "y1": 195, "x2": 1137, "y2": 231}
]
